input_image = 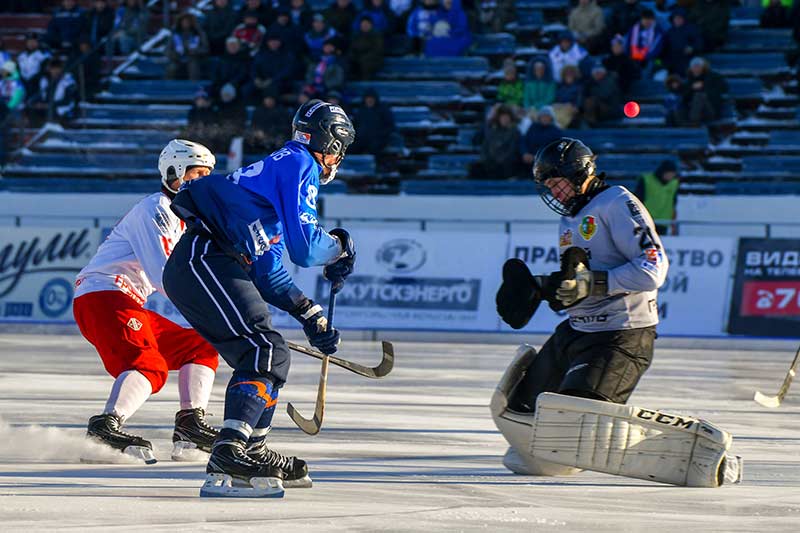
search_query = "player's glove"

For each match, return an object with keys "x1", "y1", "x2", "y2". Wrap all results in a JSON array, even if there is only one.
[
  {"x1": 551, "y1": 247, "x2": 608, "y2": 308},
  {"x1": 292, "y1": 300, "x2": 340, "y2": 355},
  {"x1": 324, "y1": 228, "x2": 355, "y2": 294},
  {"x1": 496, "y1": 259, "x2": 546, "y2": 329}
]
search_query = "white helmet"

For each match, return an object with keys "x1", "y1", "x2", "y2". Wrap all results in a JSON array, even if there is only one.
[{"x1": 158, "y1": 139, "x2": 215, "y2": 193}]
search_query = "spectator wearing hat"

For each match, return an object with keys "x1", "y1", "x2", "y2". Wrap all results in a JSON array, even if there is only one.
[
  {"x1": 357, "y1": 0, "x2": 397, "y2": 35},
  {"x1": 305, "y1": 13, "x2": 338, "y2": 62},
  {"x1": 210, "y1": 37, "x2": 251, "y2": 97},
  {"x1": 246, "y1": 86, "x2": 293, "y2": 153},
  {"x1": 689, "y1": 0, "x2": 731, "y2": 53},
  {"x1": 238, "y1": 0, "x2": 274, "y2": 27},
  {"x1": 0, "y1": 61, "x2": 25, "y2": 166},
  {"x1": 607, "y1": 0, "x2": 645, "y2": 41},
  {"x1": 551, "y1": 64, "x2": 583, "y2": 128},
  {"x1": 204, "y1": 0, "x2": 240, "y2": 56},
  {"x1": 471, "y1": 103, "x2": 521, "y2": 180},
  {"x1": 663, "y1": 73, "x2": 685, "y2": 126},
  {"x1": 624, "y1": 8, "x2": 663, "y2": 77},
  {"x1": 325, "y1": 0, "x2": 359, "y2": 38},
  {"x1": 348, "y1": 15, "x2": 385, "y2": 80},
  {"x1": 424, "y1": 0, "x2": 471, "y2": 57},
  {"x1": 683, "y1": 56, "x2": 728, "y2": 125},
  {"x1": 214, "y1": 82, "x2": 247, "y2": 152},
  {"x1": 289, "y1": 0, "x2": 314, "y2": 31},
  {"x1": 582, "y1": 63, "x2": 622, "y2": 126},
  {"x1": 233, "y1": 11, "x2": 267, "y2": 56},
  {"x1": 303, "y1": 37, "x2": 346, "y2": 97},
  {"x1": 267, "y1": 8, "x2": 305, "y2": 58},
  {"x1": 661, "y1": 8, "x2": 703, "y2": 76},
  {"x1": 34, "y1": 58, "x2": 77, "y2": 121},
  {"x1": 183, "y1": 88, "x2": 218, "y2": 146},
  {"x1": 78, "y1": 36, "x2": 103, "y2": 93},
  {"x1": 82, "y1": 0, "x2": 115, "y2": 49},
  {"x1": 520, "y1": 106, "x2": 562, "y2": 166},
  {"x1": 603, "y1": 34, "x2": 640, "y2": 94},
  {"x1": 166, "y1": 12, "x2": 209, "y2": 80},
  {"x1": 111, "y1": 0, "x2": 149, "y2": 55},
  {"x1": 548, "y1": 32, "x2": 587, "y2": 82},
  {"x1": 523, "y1": 56, "x2": 556, "y2": 115},
  {"x1": 635, "y1": 159, "x2": 680, "y2": 235},
  {"x1": 350, "y1": 88, "x2": 396, "y2": 156},
  {"x1": 407, "y1": 0, "x2": 441, "y2": 55},
  {"x1": 16, "y1": 34, "x2": 51, "y2": 96},
  {"x1": 568, "y1": 0, "x2": 605, "y2": 54},
  {"x1": 244, "y1": 31, "x2": 295, "y2": 102},
  {"x1": 497, "y1": 58, "x2": 524, "y2": 108},
  {"x1": 46, "y1": 0, "x2": 85, "y2": 57}
]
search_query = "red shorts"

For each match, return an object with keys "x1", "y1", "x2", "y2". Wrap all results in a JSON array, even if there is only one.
[{"x1": 73, "y1": 290, "x2": 218, "y2": 393}]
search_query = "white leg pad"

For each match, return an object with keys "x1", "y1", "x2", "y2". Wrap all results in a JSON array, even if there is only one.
[{"x1": 531, "y1": 393, "x2": 743, "y2": 487}]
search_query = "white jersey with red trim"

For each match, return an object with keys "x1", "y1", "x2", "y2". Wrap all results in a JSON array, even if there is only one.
[{"x1": 75, "y1": 192, "x2": 185, "y2": 304}]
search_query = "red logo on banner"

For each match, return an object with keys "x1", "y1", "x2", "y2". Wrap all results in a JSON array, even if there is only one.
[{"x1": 741, "y1": 281, "x2": 800, "y2": 316}]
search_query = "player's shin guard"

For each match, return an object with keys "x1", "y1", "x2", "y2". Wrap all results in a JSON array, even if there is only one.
[
  {"x1": 531, "y1": 393, "x2": 743, "y2": 487},
  {"x1": 218, "y1": 371, "x2": 277, "y2": 442},
  {"x1": 490, "y1": 345, "x2": 581, "y2": 476}
]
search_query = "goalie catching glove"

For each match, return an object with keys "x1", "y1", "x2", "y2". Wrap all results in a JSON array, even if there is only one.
[{"x1": 496, "y1": 259, "x2": 545, "y2": 329}]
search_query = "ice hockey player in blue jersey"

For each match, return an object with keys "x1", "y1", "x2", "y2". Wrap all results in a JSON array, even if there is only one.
[{"x1": 162, "y1": 99, "x2": 356, "y2": 498}]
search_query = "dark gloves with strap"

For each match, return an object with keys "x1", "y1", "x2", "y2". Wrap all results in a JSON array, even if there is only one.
[
  {"x1": 324, "y1": 228, "x2": 355, "y2": 294},
  {"x1": 496, "y1": 259, "x2": 544, "y2": 329},
  {"x1": 291, "y1": 299, "x2": 340, "y2": 355}
]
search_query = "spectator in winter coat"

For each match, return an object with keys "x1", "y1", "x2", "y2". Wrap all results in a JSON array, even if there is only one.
[
  {"x1": 183, "y1": 89, "x2": 217, "y2": 145},
  {"x1": 625, "y1": 9, "x2": 663, "y2": 75},
  {"x1": 289, "y1": 0, "x2": 314, "y2": 31},
  {"x1": 245, "y1": 87, "x2": 293, "y2": 153},
  {"x1": 212, "y1": 83, "x2": 247, "y2": 152},
  {"x1": 663, "y1": 73, "x2": 685, "y2": 126},
  {"x1": 350, "y1": 88, "x2": 396, "y2": 156},
  {"x1": 568, "y1": 0, "x2": 605, "y2": 54},
  {"x1": 760, "y1": 0, "x2": 792, "y2": 28},
  {"x1": 552, "y1": 65, "x2": 583, "y2": 128},
  {"x1": 548, "y1": 32, "x2": 587, "y2": 82},
  {"x1": 204, "y1": 0, "x2": 240, "y2": 56},
  {"x1": 582, "y1": 64, "x2": 622, "y2": 126},
  {"x1": 305, "y1": 13, "x2": 338, "y2": 62},
  {"x1": 348, "y1": 16, "x2": 385, "y2": 80},
  {"x1": 232, "y1": 11, "x2": 267, "y2": 56},
  {"x1": 78, "y1": 37, "x2": 103, "y2": 93},
  {"x1": 661, "y1": 8, "x2": 703, "y2": 76},
  {"x1": 683, "y1": 56, "x2": 728, "y2": 124},
  {"x1": 424, "y1": 0, "x2": 471, "y2": 57},
  {"x1": 603, "y1": 34, "x2": 640, "y2": 94},
  {"x1": 36, "y1": 58, "x2": 77, "y2": 120},
  {"x1": 243, "y1": 32, "x2": 295, "y2": 101},
  {"x1": 607, "y1": 0, "x2": 645, "y2": 40},
  {"x1": 303, "y1": 37, "x2": 346, "y2": 97},
  {"x1": 357, "y1": 0, "x2": 397, "y2": 35},
  {"x1": 47, "y1": 0, "x2": 85, "y2": 56},
  {"x1": 523, "y1": 56, "x2": 556, "y2": 113},
  {"x1": 689, "y1": 0, "x2": 731, "y2": 52},
  {"x1": 166, "y1": 12, "x2": 209, "y2": 80},
  {"x1": 497, "y1": 58, "x2": 523, "y2": 108},
  {"x1": 209, "y1": 37, "x2": 251, "y2": 97},
  {"x1": 16, "y1": 34, "x2": 51, "y2": 96},
  {"x1": 475, "y1": 104, "x2": 521, "y2": 179},
  {"x1": 325, "y1": 0, "x2": 359, "y2": 38},
  {"x1": 82, "y1": 0, "x2": 116, "y2": 48},
  {"x1": 111, "y1": 0, "x2": 149, "y2": 55},
  {"x1": 0, "y1": 61, "x2": 25, "y2": 114},
  {"x1": 267, "y1": 8, "x2": 305, "y2": 59},
  {"x1": 238, "y1": 0, "x2": 274, "y2": 28},
  {"x1": 407, "y1": 0, "x2": 441, "y2": 55},
  {"x1": 520, "y1": 106, "x2": 562, "y2": 166}
]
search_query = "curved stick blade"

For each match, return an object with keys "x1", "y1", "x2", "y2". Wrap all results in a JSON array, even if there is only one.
[{"x1": 754, "y1": 391, "x2": 781, "y2": 408}]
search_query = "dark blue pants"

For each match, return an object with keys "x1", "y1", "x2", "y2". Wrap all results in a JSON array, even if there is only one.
[{"x1": 163, "y1": 231, "x2": 291, "y2": 386}]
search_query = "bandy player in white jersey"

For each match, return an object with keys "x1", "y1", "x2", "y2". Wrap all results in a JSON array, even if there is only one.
[
  {"x1": 73, "y1": 140, "x2": 219, "y2": 464},
  {"x1": 492, "y1": 138, "x2": 742, "y2": 487}
]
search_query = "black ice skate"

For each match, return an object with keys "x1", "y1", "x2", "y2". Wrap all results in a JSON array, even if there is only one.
[
  {"x1": 247, "y1": 438, "x2": 312, "y2": 488},
  {"x1": 82, "y1": 413, "x2": 157, "y2": 464},
  {"x1": 200, "y1": 439, "x2": 284, "y2": 498},
  {"x1": 171, "y1": 407, "x2": 218, "y2": 461}
]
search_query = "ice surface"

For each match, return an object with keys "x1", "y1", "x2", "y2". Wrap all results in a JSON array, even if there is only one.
[{"x1": 1, "y1": 332, "x2": 799, "y2": 532}]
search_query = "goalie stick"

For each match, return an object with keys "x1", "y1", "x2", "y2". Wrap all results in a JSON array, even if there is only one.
[
  {"x1": 287, "y1": 288, "x2": 336, "y2": 435},
  {"x1": 286, "y1": 340, "x2": 394, "y2": 379},
  {"x1": 754, "y1": 344, "x2": 800, "y2": 408}
]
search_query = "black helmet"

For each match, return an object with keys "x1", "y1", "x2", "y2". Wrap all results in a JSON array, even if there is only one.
[
  {"x1": 532, "y1": 137, "x2": 597, "y2": 216},
  {"x1": 292, "y1": 99, "x2": 356, "y2": 160}
]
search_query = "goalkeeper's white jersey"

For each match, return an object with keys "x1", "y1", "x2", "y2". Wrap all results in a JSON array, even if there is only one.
[{"x1": 74, "y1": 192, "x2": 185, "y2": 305}]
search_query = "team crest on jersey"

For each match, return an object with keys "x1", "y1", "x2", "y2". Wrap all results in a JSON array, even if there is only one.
[
  {"x1": 559, "y1": 229, "x2": 573, "y2": 247},
  {"x1": 293, "y1": 131, "x2": 311, "y2": 144},
  {"x1": 127, "y1": 317, "x2": 143, "y2": 331},
  {"x1": 579, "y1": 215, "x2": 597, "y2": 240}
]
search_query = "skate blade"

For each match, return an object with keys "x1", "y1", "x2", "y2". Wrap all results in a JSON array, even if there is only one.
[
  {"x1": 171, "y1": 441, "x2": 210, "y2": 462},
  {"x1": 199, "y1": 473, "x2": 285, "y2": 498},
  {"x1": 283, "y1": 474, "x2": 312, "y2": 489},
  {"x1": 81, "y1": 445, "x2": 157, "y2": 465}
]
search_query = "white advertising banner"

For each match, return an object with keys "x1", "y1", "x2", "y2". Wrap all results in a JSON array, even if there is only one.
[
  {"x1": 0, "y1": 226, "x2": 102, "y2": 322},
  {"x1": 505, "y1": 230, "x2": 736, "y2": 336},
  {"x1": 285, "y1": 228, "x2": 507, "y2": 331}
]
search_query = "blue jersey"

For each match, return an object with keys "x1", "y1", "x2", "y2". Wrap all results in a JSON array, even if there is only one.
[{"x1": 173, "y1": 141, "x2": 342, "y2": 309}]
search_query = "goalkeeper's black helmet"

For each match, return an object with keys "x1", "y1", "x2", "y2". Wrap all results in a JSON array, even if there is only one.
[
  {"x1": 292, "y1": 99, "x2": 356, "y2": 159},
  {"x1": 532, "y1": 137, "x2": 597, "y2": 216}
]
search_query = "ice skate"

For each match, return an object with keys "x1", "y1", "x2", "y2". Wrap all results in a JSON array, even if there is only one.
[
  {"x1": 82, "y1": 413, "x2": 157, "y2": 464},
  {"x1": 171, "y1": 407, "x2": 218, "y2": 462},
  {"x1": 247, "y1": 438, "x2": 312, "y2": 488},
  {"x1": 200, "y1": 439, "x2": 284, "y2": 498}
]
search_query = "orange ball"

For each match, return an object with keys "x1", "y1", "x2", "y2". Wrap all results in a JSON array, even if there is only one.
[{"x1": 624, "y1": 101, "x2": 640, "y2": 118}]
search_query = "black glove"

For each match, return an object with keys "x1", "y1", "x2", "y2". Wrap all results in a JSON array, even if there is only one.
[
  {"x1": 496, "y1": 259, "x2": 544, "y2": 329},
  {"x1": 292, "y1": 300, "x2": 340, "y2": 354},
  {"x1": 547, "y1": 247, "x2": 607, "y2": 309},
  {"x1": 324, "y1": 228, "x2": 355, "y2": 294}
]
